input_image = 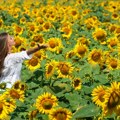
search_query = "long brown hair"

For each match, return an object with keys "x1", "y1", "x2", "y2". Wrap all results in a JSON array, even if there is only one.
[{"x1": 0, "y1": 32, "x2": 9, "y2": 77}]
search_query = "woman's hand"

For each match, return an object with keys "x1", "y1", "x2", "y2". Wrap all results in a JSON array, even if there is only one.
[
  {"x1": 37, "y1": 44, "x2": 49, "y2": 49},
  {"x1": 27, "y1": 44, "x2": 49, "y2": 55}
]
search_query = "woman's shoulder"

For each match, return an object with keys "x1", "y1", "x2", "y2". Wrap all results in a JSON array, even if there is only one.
[{"x1": 4, "y1": 51, "x2": 26, "y2": 64}]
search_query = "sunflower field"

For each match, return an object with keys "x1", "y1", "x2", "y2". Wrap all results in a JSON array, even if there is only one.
[{"x1": 0, "y1": 0, "x2": 120, "y2": 120}]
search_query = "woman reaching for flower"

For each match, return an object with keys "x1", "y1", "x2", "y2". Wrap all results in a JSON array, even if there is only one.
[{"x1": 0, "y1": 32, "x2": 48, "y2": 89}]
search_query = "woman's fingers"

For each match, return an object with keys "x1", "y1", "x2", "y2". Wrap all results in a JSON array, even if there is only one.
[{"x1": 39, "y1": 44, "x2": 49, "y2": 49}]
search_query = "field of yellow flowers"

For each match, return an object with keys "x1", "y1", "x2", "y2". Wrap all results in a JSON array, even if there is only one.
[{"x1": 0, "y1": 0, "x2": 120, "y2": 120}]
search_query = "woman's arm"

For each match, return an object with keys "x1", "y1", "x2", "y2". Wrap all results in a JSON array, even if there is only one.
[{"x1": 27, "y1": 44, "x2": 48, "y2": 55}]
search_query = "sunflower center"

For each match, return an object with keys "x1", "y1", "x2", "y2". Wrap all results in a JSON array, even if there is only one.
[
  {"x1": 95, "y1": 31, "x2": 106, "y2": 40},
  {"x1": 110, "y1": 25, "x2": 116, "y2": 32},
  {"x1": 56, "y1": 112, "x2": 67, "y2": 120},
  {"x1": 42, "y1": 100, "x2": 53, "y2": 110},
  {"x1": 116, "y1": 28, "x2": 120, "y2": 34},
  {"x1": 44, "y1": 23, "x2": 50, "y2": 30},
  {"x1": 47, "y1": 65, "x2": 53, "y2": 74},
  {"x1": 14, "y1": 82, "x2": 20, "y2": 89},
  {"x1": 30, "y1": 41, "x2": 36, "y2": 47},
  {"x1": 98, "y1": 91, "x2": 105, "y2": 102},
  {"x1": 29, "y1": 58, "x2": 38, "y2": 66},
  {"x1": 112, "y1": 13, "x2": 118, "y2": 18},
  {"x1": 92, "y1": 52, "x2": 101, "y2": 62},
  {"x1": 110, "y1": 40, "x2": 117, "y2": 47},
  {"x1": 71, "y1": 11, "x2": 77, "y2": 16},
  {"x1": 33, "y1": 36, "x2": 40, "y2": 42},
  {"x1": 108, "y1": 91, "x2": 119, "y2": 108},
  {"x1": 15, "y1": 39, "x2": 21, "y2": 47},
  {"x1": 49, "y1": 40, "x2": 56, "y2": 48},
  {"x1": 30, "y1": 25, "x2": 35, "y2": 31},
  {"x1": 74, "y1": 79, "x2": 80, "y2": 87},
  {"x1": 16, "y1": 26, "x2": 22, "y2": 33},
  {"x1": 10, "y1": 89, "x2": 20, "y2": 99},
  {"x1": 60, "y1": 64, "x2": 69, "y2": 75},
  {"x1": 34, "y1": 52, "x2": 42, "y2": 59},
  {"x1": 63, "y1": 28, "x2": 70, "y2": 35},
  {"x1": 78, "y1": 46, "x2": 86, "y2": 55},
  {"x1": 110, "y1": 60, "x2": 117, "y2": 68},
  {"x1": 0, "y1": 103, "x2": 3, "y2": 114}
]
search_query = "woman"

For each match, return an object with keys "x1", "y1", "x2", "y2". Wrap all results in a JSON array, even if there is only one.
[{"x1": 0, "y1": 32, "x2": 48, "y2": 89}]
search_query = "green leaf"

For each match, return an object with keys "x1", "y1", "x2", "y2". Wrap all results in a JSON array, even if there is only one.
[{"x1": 73, "y1": 104, "x2": 100, "y2": 118}]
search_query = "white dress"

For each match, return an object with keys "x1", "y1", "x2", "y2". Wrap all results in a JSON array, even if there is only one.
[{"x1": 0, "y1": 51, "x2": 32, "y2": 89}]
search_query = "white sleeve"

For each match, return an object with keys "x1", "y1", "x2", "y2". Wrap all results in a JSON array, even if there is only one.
[{"x1": 8, "y1": 51, "x2": 32, "y2": 64}]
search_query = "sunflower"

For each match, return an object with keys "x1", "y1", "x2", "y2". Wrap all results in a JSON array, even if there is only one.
[
  {"x1": 92, "y1": 28, "x2": 107, "y2": 44},
  {"x1": 35, "y1": 92, "x2": 58, "y2": 114},
  {"x1": 74, "y1": 43, "x2": 88, "y2": 58},
  {"x1": 85, "y1": 16, "x2": 100, "y2": 29},
  {"x1": 45, "y1": 60, "x2": 58, "y2": 79},
  {"x1": 88, "y1": 49, "x2": 104, "y2": 66},
  {"x1": 49, "y1": 107, "x2": 72, "y2": 120},
  {"x1": 92, "y1": 85, "x2": 106, "y2": 107},
  {"x1": 32, "y1": 34, "x2": 45, "y2": 44},
  {"x1": 108, "y1": 24, "x2": 117, "y2": 33},
  {"x1": 0, "y1": 94, "x2": 16, "y2": 119},
  {"x1": 57, "y1": 61, "x2": 74, "y2": 78},
  {"x1": 30, "y1": 41, "x2": 36, "y2": 47},
  {"x1": 106, "y1": 57, "x2": 120, "y2": 70},
  {"x1": 69, "y1": 8, "x2": 79, "y2": 20},
  {"x1": 28, "y1": 109, "x2": 38, "y2": 120},
  {"x1": 42, "y1": 21, "x2": 52, "y2": 32},
  {"x1": 27, "y1": 22, "x2": 38, "y2": 33},
  {"x1": 36, "y1": 17, "x2": 44, "y2": 25},
  {"x1": 65, "y1": 50, "x2": 75, "y2": 59},
  {"x1": 4, "y1": 88, "x2": 25, "y2": 102},
  {"x1": 14, "y1": 36, "x2": 27, "y2": 49},
  {"x1": 0, "y1": 19, "x2": 3, "y2": 28},
  {"x1": 20, "y1": 17, "x2": 26, "y2": 24},
  {"x1": 33, "y1": 50, "x2": 46, "y2": 61},
  {"x1": 72, "y1": 78, "x2": 82, "y2": 90},
  {"x1": 102, "y1": 81, "x2": 120, "y2": 116},
  {"x1": 12, "y1": 80, "x2": 27, "y2": 91},
  {"x1": 107, "y1": 37, "x2": 119, "y2": 51},
  {"x1": 13, "y1": 24, "x2": 23, "y2": 35},
  {"x1": 49, "y1": 13, "x2": 57, "y2": 22},
  {"x1": 47, "y1": 38, "x2": 63, "y2": 53},
  {"x1": 115, "y1": 27, "x2": 120, "y2": 35},
  {"x1": 18, "y1": 44, "x2": 27, "y2": 52},
  {"x1": 77, "y1": 37, "x2": 90, "y2": 46},
  {"x1": 25, "y1": 57, "x2": 41, "y2": 71},
  {"x1": 0, "y1": 95, "x2": 9, "y2": 119},
  {"x1": 112, "y1": 12, "x2": 119, "y2": 20},
  {"x1": 61, "y1": 26, "x2": 72, "y2": 39}
]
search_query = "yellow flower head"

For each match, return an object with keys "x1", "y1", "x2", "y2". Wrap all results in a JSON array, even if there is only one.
[
  {"x1": 107, "y1": 37, "x2": 119, "y2": 51},
  {"x1": 57, "y1": 61, "x2": 74, "y2": 78},
  {"x1": 0, "y1": 94, "x2": 16, "y2": 119},
  {"x1": 74, "y1": 43, "x2": 88, "y2": 58},
  {"x1": 61, "y1": 26, "x2": 72, "y2": 39},
  {"x1": 45, "y1": 60, "x2": 58, "y2": 79},
  {"x1": 35, "y1": 92, "x2": 58, "y2": 114},
  {"x1": 102, "y1": 81, "x2": 120, "y2": 116},
  {"x1": 49, "y1": 107, "x2": 72, "y2": 120},
  {"x1": 72, "y1": 78, "x2": 82, "y2": 90},
  {"x1": 92, "y1": 85, "x2": 106, "y2": 107},
  {"x1": 88, "y1": 49, "x2": 103, "y2": 66},
  {"x1": 47, "y1": 38, "x2": 63, "y2": 53},
  {"x1": 32, "y1": 34, "x2": 44, "y2": 44},
  {"x1": 106, "y1": 57, "x2": 120, "y2": 70},
  {"x1": 93, "y1": 28, "x2": 107, "y2": 44},
  {"x1": 25, "y1": 57, "x2": 41, "y2": 71},
  {"x1": 5, "y1": 88, "x2": 25, "y2": 102}
]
